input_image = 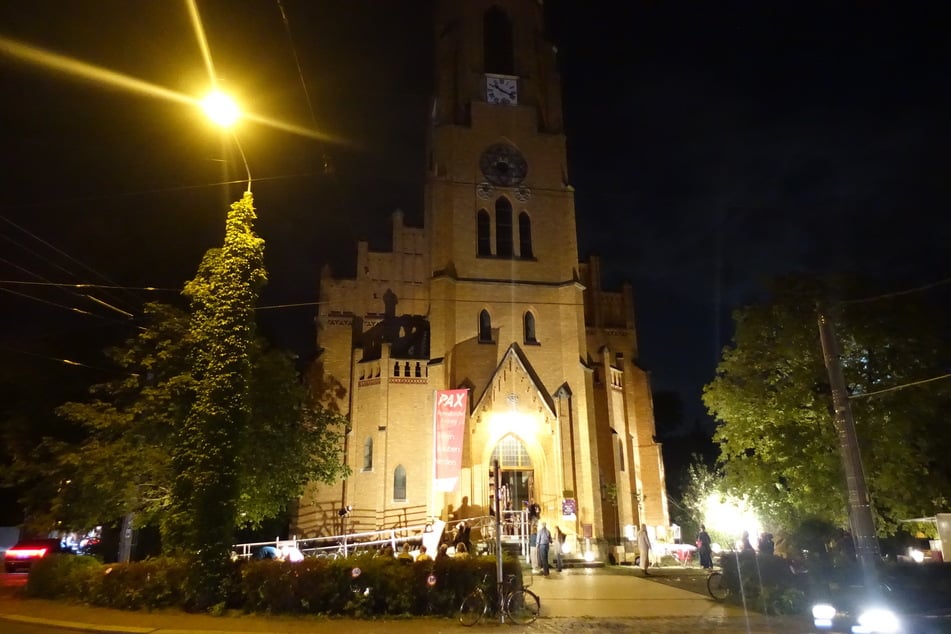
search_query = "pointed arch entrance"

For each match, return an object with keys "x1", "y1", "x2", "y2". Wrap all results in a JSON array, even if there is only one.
[{"x1": 490, "y1": 434, "x2": 534, "y2": 513}]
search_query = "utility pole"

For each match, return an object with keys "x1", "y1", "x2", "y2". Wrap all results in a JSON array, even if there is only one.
[{"x1": 817, "y1": 306, "x2": 881, "y2": 577}]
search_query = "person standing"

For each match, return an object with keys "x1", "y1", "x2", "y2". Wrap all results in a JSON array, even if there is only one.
[
  {"x1": 536, "y1": 521, "x2": 552, "y2": 576},
  {"x1": 553, "y1": 526, "x2": 565, "y2": 572},
  {"x1": 740, "y1": 530, "x2": 754, "y2": 553},
  {"x1": 696, "y1": 524, "x2": 713, "y2": 570},
  {"x1": 637, "y1": 524, "x2": 652, "y2": 575}
]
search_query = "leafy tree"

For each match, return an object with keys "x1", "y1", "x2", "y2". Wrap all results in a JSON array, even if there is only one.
[
  {"x1": 50, "y1": 303, "x2": 191, "y2": 535},
  {"x1": 41, "y1": 302, "x2": 348, "y2": 543},
  {"x1": 0, "y1": 339, "x2": 109, "y2": 530},
  {"x1": 703, "y1": 275, "x2": 951, "y2": 535},
  {"x1": 676, "y1": 456, "x2": 720, "y2": 543},
  {"x1": 169, "y1": 192, "x2": 267, "y2": 607}
]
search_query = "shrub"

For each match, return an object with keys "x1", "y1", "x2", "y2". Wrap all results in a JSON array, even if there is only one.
[
  {"x1": 26, "y1": 554, "x2": 102, "y2": 599},
  {"x1": 90, "y1": 557, "x2": 191, "y2": 610},
  {"x1": 29, "y1": 551, "x2": 523, "y2": 618},
  {"x1": 719, "y1": 552, "x2": 810, "y2": 614}
]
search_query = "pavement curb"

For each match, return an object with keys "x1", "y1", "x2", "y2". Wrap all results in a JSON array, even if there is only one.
[
  {"x1": 1, "y1": 612, "x2": 155, "y2": 633},
  {"x1": 1, "y1": 613, "x2": 287, "y2": 634}
]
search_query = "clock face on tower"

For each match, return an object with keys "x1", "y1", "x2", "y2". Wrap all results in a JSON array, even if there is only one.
[
  {"x1": 485, "y1": 74, "x2": 518, "y2": 105},
  {"x1": 479, "y1": 143, "x2": 528, "y2": 187}
]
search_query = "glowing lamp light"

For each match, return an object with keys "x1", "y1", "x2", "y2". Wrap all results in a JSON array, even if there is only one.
[
  {"x1": 812, "y1": 603, "x2": 836, "y2": 629},
  {"x1": 201, "y1": 91, "x2": 240, "y2": 127},
  {"x1": 856, "y1": 608, "x2": 901, "y2": 634},
  {"x1": 583, "y1": 551, "x2": 595, "y2": 562},
  {"x1": 702, "y1": 492, "x2": 762, "y2": 544}
]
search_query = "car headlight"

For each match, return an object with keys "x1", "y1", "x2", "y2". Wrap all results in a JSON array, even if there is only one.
[
  {"x1": 854, "y1": 607, "x2": 900, "y2": 634},
  {"x1": 813, "y1": 603, "x2": 837, "y2": 628}
]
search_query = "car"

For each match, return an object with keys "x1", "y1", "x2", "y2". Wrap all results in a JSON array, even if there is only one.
[
  {"x1": 812, "y1": 563, "x2": 951, "y2": 634},
  {"x1": 4, "y1": 538, "x2": 72, "y2": 573}
]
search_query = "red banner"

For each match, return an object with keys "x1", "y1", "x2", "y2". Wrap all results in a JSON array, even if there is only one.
[{"x1": 433, "y1": 389, "x2": 468, "y2": 492}]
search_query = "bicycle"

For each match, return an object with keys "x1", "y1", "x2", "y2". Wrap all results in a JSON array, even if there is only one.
[
  {"x1": 459, "y1": 572, "x2": 540, "y2": 626},
  {"x1": 706, "y1": 569, "x2": 729, "y2": 601}
]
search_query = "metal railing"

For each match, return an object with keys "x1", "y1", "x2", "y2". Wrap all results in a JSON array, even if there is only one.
[
  {"x1": 235, "y1": 510, "x2": 534, "y2": 563},
  {"x1": 233, "y1": 520, "x2": 441, "y2": 560}
]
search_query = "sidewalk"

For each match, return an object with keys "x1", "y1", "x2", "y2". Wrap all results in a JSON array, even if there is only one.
[{"x1": 0, "y1": 566, "x2": 812, "y2": 633}]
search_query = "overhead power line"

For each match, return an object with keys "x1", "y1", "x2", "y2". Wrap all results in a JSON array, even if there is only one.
[
  {"x1": 0, "y1": 280, "x2": 179, "y2": 292},
  {"x1": 0, "y1": 213, "x2": 140, "y2": 312},
  {"x1": 0, "y1": 345, "x2": 101, "y2": 370},
  {"x1": 849, "y1": 372, "x2": 951, "y2": 400},
  {"x1": 1, "y1": 287, "x2": 95, "y2": 315},
  {"x1": 840, "y1": 275, "x2": 951, "y2": 305}
]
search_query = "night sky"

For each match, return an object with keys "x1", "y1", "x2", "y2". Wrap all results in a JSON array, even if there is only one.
[{"x1": 2, "y1": 1, "x2": 949, "y2": 444}]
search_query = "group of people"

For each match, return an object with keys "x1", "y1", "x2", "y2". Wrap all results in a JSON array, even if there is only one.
[
  {"x1": 254, "y1": 544, "x2": 304, "y2": 562},
  {"x1": 691, "y1": 525, "x2": 775, "y2": 570}
]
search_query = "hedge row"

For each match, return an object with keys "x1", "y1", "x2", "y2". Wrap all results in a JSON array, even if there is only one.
[
  {"x1": 27, "y1": 553, "x2": 521, "y2": 617},
  {"x1": 718, "y1": 552, "x2": 810, "y2": 614}
]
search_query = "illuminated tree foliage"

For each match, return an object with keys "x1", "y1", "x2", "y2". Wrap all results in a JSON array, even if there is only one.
[
  {"x1": 48, "y1": 302, "x2": 348, "y2": 541},
  {"x1": 703, "y1": 276, "x2": 951, "y2": 535}
]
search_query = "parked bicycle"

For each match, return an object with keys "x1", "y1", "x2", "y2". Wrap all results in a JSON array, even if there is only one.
[
  {"x1": 459, "y1": 572, "x2": 540, "y2": 626},
  {"x1": 706, "y1": 569, "x2": 729, "y2": 601}
]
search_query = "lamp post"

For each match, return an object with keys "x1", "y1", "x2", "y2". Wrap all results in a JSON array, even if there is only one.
[{"x1": 168, "y1": 89, "x2": 265, "y2": 609}]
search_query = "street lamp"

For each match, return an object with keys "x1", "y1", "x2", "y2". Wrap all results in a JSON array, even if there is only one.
[
  {"x1": 168, "y1": 87, "x2": 265, "y2": 608},
  {"x1": 201, "y1": 89, "x2": 252, "y2": 193}
]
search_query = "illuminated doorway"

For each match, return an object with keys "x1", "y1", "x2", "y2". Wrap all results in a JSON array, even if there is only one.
[{"x1": 490, "y1": 435, "x2": 534, "y2": 512}]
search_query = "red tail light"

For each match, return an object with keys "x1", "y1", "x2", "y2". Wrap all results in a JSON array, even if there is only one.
[{"x1": 5, "y1": 547, "x2": 49, "y2": 559}]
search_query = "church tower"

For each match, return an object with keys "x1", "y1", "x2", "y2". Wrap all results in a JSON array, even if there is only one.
[{"x1": 295, "y1": 0, "x2": 669, "y2": 561}]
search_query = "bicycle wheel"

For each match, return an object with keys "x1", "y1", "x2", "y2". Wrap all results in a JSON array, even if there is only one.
[
  {"x1": 707, "y1": 571, "x2": 728, "y2": 601},
  {"x1": 459, "y1": 590, "x2": 487, "y2": 626},
  {"x1": 506, "y1": 589, "x2": 540, "y2": 625}
]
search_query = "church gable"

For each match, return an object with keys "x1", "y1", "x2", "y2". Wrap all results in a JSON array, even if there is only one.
[{"x1": 470, "y1": 343, "x2": 556, "y2": 431}]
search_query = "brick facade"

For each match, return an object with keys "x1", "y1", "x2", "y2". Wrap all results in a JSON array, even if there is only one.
[{"x1": 293, "y1": 0, "x2": 669, "y2": 558}]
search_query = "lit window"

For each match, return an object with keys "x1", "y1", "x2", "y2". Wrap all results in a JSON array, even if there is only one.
[
  {"x1": 394, "y1": 465, "x2": 407, "y2": 501},
  {"x1": 490, "y1": 435, "x2": 532, "y2": 468}
]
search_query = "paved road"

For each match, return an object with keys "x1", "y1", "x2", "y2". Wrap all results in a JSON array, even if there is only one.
[{"x1": 1, "y1": 571, "x2": 28, "y2": 590}]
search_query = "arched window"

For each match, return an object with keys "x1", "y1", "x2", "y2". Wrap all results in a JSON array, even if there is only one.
[
  {"x1": 393, "y1": 465, "x2": 407, "y2": 501},
  {"x1": 495, "y1": 198, "x2": 513, "y2": 257},
  {"x1": 477, "y1": 209, "x2": 491, "y2": 255},
  {"x1": 523, "y1": 311, "x2": 537, "y2": 344},
  {"x1": 479, "y1": 309, "x2": 492, "y2": 343},
  {"x1": 518, "y1": 212, "x2": 533, "y2": 258},
  {"x1": 490, "y1": 434, "x2": 532, "y2": 468},
  {"x1": 363, "y1": 437, "x2": 373, "y2": 471},
  {"x1": 483, "y1": 7, "x2": 514, "y2": 75}
]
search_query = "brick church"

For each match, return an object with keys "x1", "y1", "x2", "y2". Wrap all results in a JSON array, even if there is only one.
[{"x1": 293, "y1": 0, "x2": 669, "y2": 558}]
